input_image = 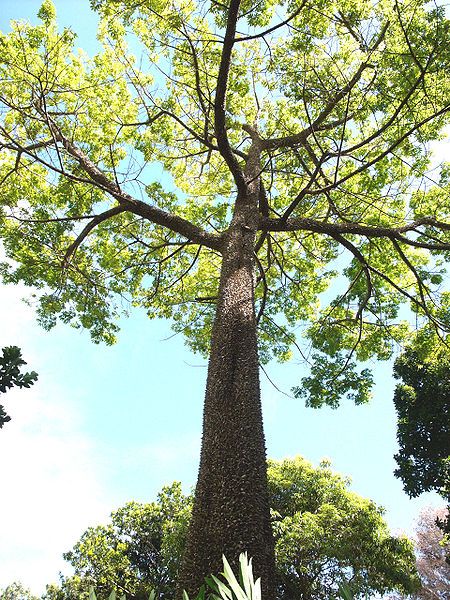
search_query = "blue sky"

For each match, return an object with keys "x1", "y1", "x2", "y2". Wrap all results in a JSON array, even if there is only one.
[{"x1": 0, "y1": 1, "x2": 446, "y2": 595}]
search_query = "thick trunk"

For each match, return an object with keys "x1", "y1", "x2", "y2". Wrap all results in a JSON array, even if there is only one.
[{"x1": 178, "y1": 201, "x2": 276, "y2": 598}]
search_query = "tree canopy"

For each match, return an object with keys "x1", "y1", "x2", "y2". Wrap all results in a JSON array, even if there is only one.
[
  {"x1": 1, "y1": 0, "x2": 450, "y2": 403},
  {"x1": 0, "y1": 582, "x2": 39, "y2": 600},
  {"x1": 393, "y1": 345, "x2": 450, "y2": 499},
  {"x1": 43, "y1": 457, "x2": 419, "y2": 600},
  {"x1": 388, "y1": 506, "x2": 450, "y2": 600}
]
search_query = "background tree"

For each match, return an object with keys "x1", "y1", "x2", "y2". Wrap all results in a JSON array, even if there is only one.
[
  {"x1": 0, "y1": 346, "x2": 38, "y2": 428},
  {"x1": 269, "y1": 457, "x2": 419, "y2": 599},
  {"x1": 413, "y1": 507, "x2": 450, "y2": 600},
  {"x1": 392, "y1": 341, "x2": 450, "y2": 549},
  {"x1": 44, "y1": 458, "x2": 419, "y2": 600},
  {"x1": 387, "y1": 507, "x2": 450, "y2": 600},
  {"x1": 0, "y1": 582, "x2": 39, "y2": 600},
  {"x1": 2, "y1": 0, "x2": 450, "y2": 593}
]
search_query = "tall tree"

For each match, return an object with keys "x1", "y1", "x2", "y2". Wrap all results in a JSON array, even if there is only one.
[
  {"x1": 44, "y1": 458, "x2": 419, "y2": 600},
  {"x1": 1, "y1": 0, "x2": 450, "y2": 593},
  {"x1": 269, "y1": 458, "x2": 419, "y2": 599}
]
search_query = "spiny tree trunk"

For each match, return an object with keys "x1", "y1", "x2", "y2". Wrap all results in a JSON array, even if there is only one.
[{"x1": 178, "y1": 190, "x2": 276, "y2": 598}]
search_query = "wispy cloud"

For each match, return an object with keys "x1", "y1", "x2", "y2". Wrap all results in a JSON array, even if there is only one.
[
  {"x1": 0, "y1": 382, "x2": 111, "y2": 594},
  {"x1": 0, "y1": 283, "x2": 111, "y2": 594}
]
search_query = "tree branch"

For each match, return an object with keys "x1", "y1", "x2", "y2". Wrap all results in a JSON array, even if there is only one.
[
  {"x1": 262, "y1": 22, "x2": 388, "y2": 152},
  {"x1": 42, "y1": 119, "x2": 223, "y2": 251},
  {"x1": 328, "y1": 232, "x2": 373, "y2": 320},
  {"x1": 62, "y1": 205, "x2": 127, "y2": 267},
  {"x1": 214, "y1": 0, "x2": 247, "y2": 195},
  {"x1": 235, "y1": 1, "x2": 307, "y2": 42},
  {"x1": 259, "y1": 216, "x2": 450, "y2": 251}
]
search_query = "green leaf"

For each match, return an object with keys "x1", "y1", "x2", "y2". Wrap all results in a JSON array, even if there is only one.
[
  {"x1": 89, "y1": 587, "x2": 97, "y2": 600},
  {"x1": 338, "y1": 582, "x2": 354, "y2": 600},
  {"x1": 210, "y1": 574, "x2": 234, "y2": 600}
]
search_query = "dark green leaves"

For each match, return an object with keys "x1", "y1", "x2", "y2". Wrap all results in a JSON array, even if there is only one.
[
  {"x1": 0, "y1": 345, "x2": 38, "y2": 428},
  {"x1": 393, "y1": 347, "x2": 450, "y2": 499}
]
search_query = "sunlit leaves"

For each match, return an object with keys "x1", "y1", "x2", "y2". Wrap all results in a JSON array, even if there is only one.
[
  {"x1": 46, "y1": 460, "x2": 419, "y2": 600},
  {"x1": 293, "y1": 352, "x2": 373, "y2": 408},
  {"x1": 1, "y1": 0, "x2": 450, "y2": 404},
  {"x1": 269, "y1": 456, "x2": 420, "y2": 599}
]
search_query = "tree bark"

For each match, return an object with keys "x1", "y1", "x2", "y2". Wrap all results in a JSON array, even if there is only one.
[{"x1": 178, "y1": 192, "x2": 276, "y2": 598}]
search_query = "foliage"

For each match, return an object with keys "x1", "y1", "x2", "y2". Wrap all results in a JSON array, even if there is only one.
[
  {"x1": 268, "y1": 457, "x2": 419, "y2": 599},
  {"x1": 74, "y1": 558, "x2": 359, "y2": 600},
  {"x1": 0, "y1": 582, "x2": 39, "y2": 600},
  {"x1": 44, "y1": 458, "x2": 418, "y2": 600},
  {"x1": 87, "y1": 588, "x2": 126, "y2": 600},
  {"x1": 388, "y1": 507, "x2": 450, "y2": 600},
  {"x1": 183, "y1": 553, "x2": 261, "y2": 600},
  {"x1": 3, "y1": 0, "x2": 450, "y2": 590},
  {"x1": 0, "y1": 1, "x2": 450, "y2": 404},
  {"x1": 392, "y1": 343, "x2": 450, "y2": 543},
  {"x1": 0, "y1": 346, "x2": 38, "y2": 428},
  {"x1": 44, "y1": 483, "x2": 191, "y2": 600}
]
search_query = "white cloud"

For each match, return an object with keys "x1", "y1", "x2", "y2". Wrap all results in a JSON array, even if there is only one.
[
  {"x1": 0, "y1": 280, "x2": 203, "y2": 594},
  {"x1": 0, "y1": 382, "x2": 111, "y2": 595},
  {"x1": 0, "y1": 283, "x2": 111, "y2": 594}
]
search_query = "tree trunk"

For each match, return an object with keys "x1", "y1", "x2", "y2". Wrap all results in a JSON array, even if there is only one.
[{"x1": 178, "y1": 195, "x2": 276, "y2": 598}]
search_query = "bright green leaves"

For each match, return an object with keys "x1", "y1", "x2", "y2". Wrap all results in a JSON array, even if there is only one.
[
  {"x1": 1, "y1": 0, "x2": 450, "y2": 407},
  {"x1": 210, "y1": 0, "x2": 279, "y2": 28},
  {"x1": 48, "y1": 460, "x2": 418, "y2": 600},
  {"x1": 268, "y1": 457, "x2": 420, "y2": 599},
  {"x1": 293, "y1": 353, "x2": 373, "y2": 408},
  {"x1": 0, "y1": 174, "x2": 122, "y2": 343},
  {"x1": 37, "y1": 0, "x2": 57, "y2": 26},
  {"x1": 255, "y1": 231, "x2": 338, "y2": 363},
  {"x1": 139, "y1": 241, "x2": 221, "y2": 356},
  {"x1": 0, "y1": 4, "x2": 137, "y2": 166},
  {"x1": 266, "y1": 0, "x2": 450, "y2": 213},
  {"x1": 59, "y1": 482, "x2": 192, "y2": 600}
]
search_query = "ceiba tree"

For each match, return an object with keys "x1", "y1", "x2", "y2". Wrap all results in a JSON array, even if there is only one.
[{"x1": 1, "y1": 0, "x2": 450, "y2": 595}]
